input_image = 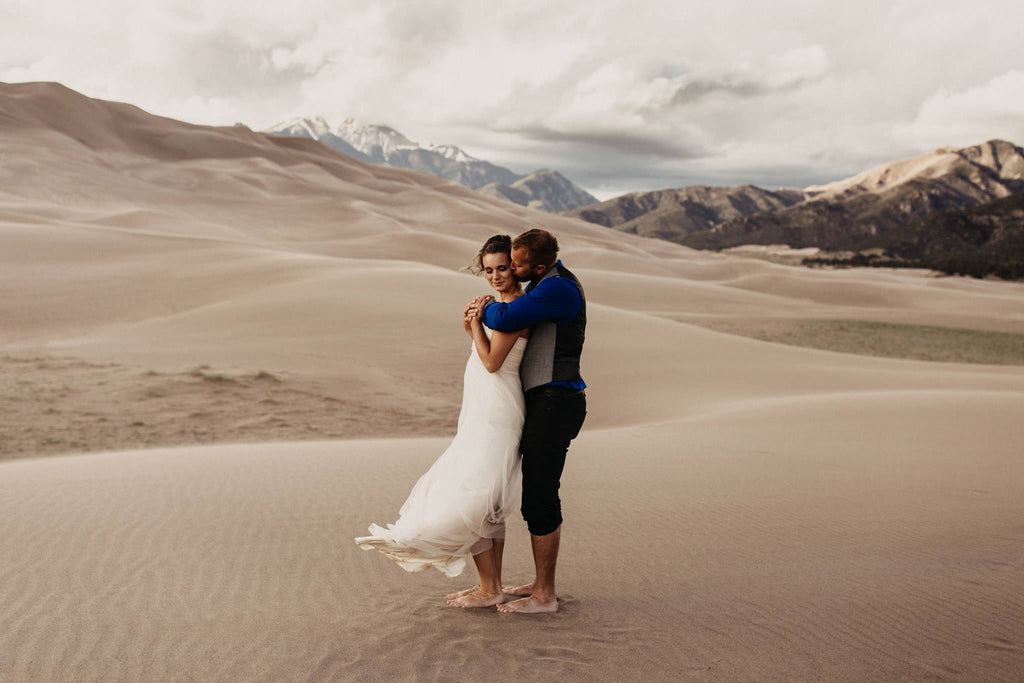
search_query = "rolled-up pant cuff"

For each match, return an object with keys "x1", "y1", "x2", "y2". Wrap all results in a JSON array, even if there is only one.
[{"x1": 525, "y1": 515, "x2": 562, "y2": 537}]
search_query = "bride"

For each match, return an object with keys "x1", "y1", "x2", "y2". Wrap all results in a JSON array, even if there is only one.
[{"x1": 355, "y1": 234, "x2": 529, "y2": 608}]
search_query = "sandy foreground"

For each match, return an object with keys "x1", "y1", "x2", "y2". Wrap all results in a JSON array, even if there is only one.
[{"x1": 2, "y1": 82, "x2": 1024, "y2": 680}]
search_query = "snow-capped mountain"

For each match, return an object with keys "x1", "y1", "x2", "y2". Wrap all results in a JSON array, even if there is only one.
[
  {"x1": 272, "y1": 116, "x2": 332, "y2": 139},
  {"x1": 333, "y1": 118, "x2": 419, "y2": 164},
  {"x1": 264, "y1": 117, "x2": 597, "y2": 212},
  {"x1": 267, "y1": 116, "x2": 371, "y2": 163},
  {"x1": 430, "y1": 144, "x2": 478, "y2": 164}
]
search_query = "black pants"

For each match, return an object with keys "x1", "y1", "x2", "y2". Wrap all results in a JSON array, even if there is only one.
[{"x1": 520, "y1": 386, "x2": 587, "y2": 536}]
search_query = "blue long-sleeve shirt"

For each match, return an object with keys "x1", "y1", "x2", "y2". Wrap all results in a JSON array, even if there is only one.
[
  {"x1": 481, "y1": 262, "x2": 586, "y2": 389},
  {"x1": 482, "y1": 277, "x2": 581, "y2": 331}
]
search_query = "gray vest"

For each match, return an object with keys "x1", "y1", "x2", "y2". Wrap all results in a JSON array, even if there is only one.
[{"x1": 520, "y1": 263, "x2": 586, "y2": 392}]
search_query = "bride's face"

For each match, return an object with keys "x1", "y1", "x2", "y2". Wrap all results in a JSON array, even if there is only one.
[{"x1": 482, "y1": 252, "x2": 517, "y2": 295}]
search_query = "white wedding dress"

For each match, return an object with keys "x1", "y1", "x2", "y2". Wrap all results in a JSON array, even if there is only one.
[{"x1": 355, "y1": 329, "x2": 526, "y2": 577}]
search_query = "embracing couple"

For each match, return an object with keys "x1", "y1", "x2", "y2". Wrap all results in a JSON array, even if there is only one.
[{"x1": 356, "y1": 227, "x2": 587, "y2": 614}]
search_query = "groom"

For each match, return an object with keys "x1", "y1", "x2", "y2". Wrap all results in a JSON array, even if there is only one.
[{"x1": 466, "y1": 227, "x2": 587, "y2": 614}]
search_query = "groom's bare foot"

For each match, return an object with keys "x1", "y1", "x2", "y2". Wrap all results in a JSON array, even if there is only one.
[
  {"x1": 502, "y1": 582, "x2": 534, "y2": 597},
  {"x1": 496, "y1": 595, "x2": 558, "y2": 613},
  {"x1": 446, "y1": 585, "x2": 479, "y2": 600},
  {"x1": 448, "y1": 588, "x2": 506, "y2": 609}
]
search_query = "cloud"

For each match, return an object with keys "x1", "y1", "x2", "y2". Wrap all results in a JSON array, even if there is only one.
[
  {"x1": 670, "y1": 45, "x2": 830, "y2": 106},
  {"x1": 2, "y1": 0, "x2": 1023, "y2": 194},
  {"x1": 900, "y1": 70, "x2": 1024, "y2": 147},
  {"x1": 504, "y1": 124, "x2": 706, "y2": 159}
]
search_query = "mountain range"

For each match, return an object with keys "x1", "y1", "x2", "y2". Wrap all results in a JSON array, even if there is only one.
[
  {"x1": 265, "y1": 117, "x2": 597, "y2": 212},
  {"x1": 6, "y1": 81, "x2": 1019, "y2": 279},
  {"x1": 564, "y1": 140, "x2": 1024, "y2": 278},
  {"x1": 566, "y1": 141, "x2": 1024, "y2": 247},
  {"x1": 563, "y1": 185, "x2": 807, "y2": 241}
]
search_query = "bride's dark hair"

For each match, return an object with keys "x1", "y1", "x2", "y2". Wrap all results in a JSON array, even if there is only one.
[{"x1": 467, "y1": 234, "x2": 512, "y2": 275}]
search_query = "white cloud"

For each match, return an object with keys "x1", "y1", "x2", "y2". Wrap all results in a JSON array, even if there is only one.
[
  {"x1": 2, "y1": 0, "x2": 1023, "y2": 193},
  {"x1": 900, "y1": 71, "x2": 1024, "y2": 148}
]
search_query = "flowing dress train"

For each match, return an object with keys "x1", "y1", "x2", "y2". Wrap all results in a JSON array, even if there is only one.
[{"x1": 355, "y1": 329, "x2": 526, "y2": 577}]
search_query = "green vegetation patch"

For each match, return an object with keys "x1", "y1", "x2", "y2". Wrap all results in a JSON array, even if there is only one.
[{"x1": 742, "y1": 319, "x2": 1024, "y2": 365}]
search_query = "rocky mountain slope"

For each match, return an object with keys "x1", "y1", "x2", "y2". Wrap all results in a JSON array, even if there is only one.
[
  {"x1": 836, "y1": 193, "x2": 1024, "y2": 279},
  {"x1": 685, "y1": 140, "x2": 1024, "y2": 250},
  {"x1": 562, "y1": 185, "x2": 806, "y2": 241},
  {"x1": 266, "y1": 117, "x2": 596, "y2": 212},
  {"x1": 476, "y1": 169, "x2": 600, "y2": 213},
  {"x1": 567, "y1": 140, "x2": 1024, "y2": 276}
]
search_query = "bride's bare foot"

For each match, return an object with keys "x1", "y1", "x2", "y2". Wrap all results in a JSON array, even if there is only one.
[
  {"x1": 496, "y1": 595, "x2": 558, "y2": 614},
  {"x1": 446, "y1": 585, "x2": 480, "y2": 600},
  {"x1": 502, "y1": 582, "x2": 535, "y2": 597},
  {"x1": 448, "y1": 587, "x2": 507, "y2": 609}
]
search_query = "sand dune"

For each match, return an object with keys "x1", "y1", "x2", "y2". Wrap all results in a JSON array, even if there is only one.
[
  {"x1": 2, "y1": 82, "x2": 1024, "y2": 680},
  {"x1": 4, "y1": 400, "x2": 1023, "y2": 680}
]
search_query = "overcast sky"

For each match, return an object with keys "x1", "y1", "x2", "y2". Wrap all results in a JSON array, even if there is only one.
[{"x1": 3, "y1": 0, "x2": 1023, "y2": 198}]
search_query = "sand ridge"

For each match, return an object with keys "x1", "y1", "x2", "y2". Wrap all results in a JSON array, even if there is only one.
[{"x1": 3, "y1": 407, "x2": 1023, "y2": 679}]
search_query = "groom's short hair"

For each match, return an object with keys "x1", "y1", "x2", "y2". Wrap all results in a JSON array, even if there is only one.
[{"x1": 513, "y1": 228, "x2": 558, "y2": 267}]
